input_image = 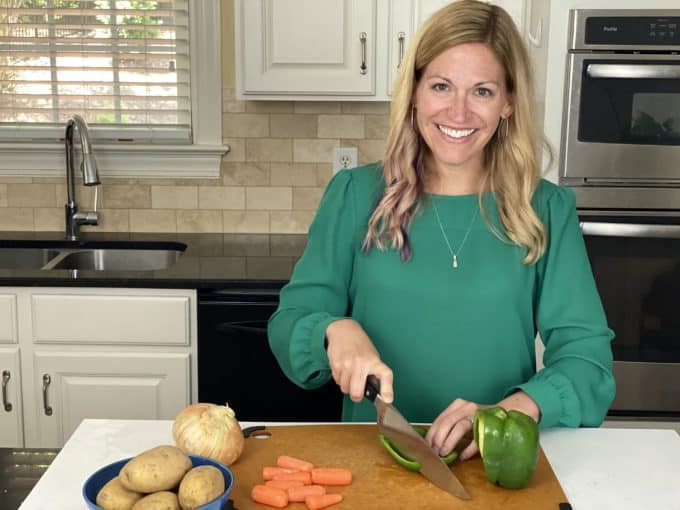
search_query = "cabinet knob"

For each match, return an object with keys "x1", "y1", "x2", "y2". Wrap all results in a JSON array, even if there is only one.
[
  {"x1": 2, "y1": 370, "x2": 12, "y2": 412},
  {"x1": 42, "y1": 373, "x2": 53, "y2": 416}
]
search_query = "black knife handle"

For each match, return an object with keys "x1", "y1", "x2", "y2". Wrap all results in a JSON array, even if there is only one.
[{"x1": 364, "y1": 375, "x2": 380, "y2": 402}]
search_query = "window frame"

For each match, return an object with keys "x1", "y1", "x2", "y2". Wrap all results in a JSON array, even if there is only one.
[{"x1": 0, "y1": 1, "x2": 227, "y2": 179}]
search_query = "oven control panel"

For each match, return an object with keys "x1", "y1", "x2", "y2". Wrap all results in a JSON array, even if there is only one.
[{"x1": 586, "y1": 17, "x2": 680, "y2": 45}]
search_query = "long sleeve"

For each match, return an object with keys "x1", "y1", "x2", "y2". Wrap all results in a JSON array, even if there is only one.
[
  {"x1": 513, "y1": 184, "x2": 616, "y2": 428},
  {"x1": 268, "y1": 169, "x2": 359, "y2": 390}
]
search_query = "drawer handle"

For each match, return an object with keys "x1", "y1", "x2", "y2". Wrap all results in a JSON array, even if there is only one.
[
  {"x1": 360, "y1": 32, "x2": 367, "y2": 75},
  {"x1": 42, "y1": 373, "x2": 53, "y2": 416},
  {"x1": 2, "y1": 370, "x2": 12, "y2": 412},
  {"x1": 397, "y1": 31, "x2": 406, "y2": 68}
]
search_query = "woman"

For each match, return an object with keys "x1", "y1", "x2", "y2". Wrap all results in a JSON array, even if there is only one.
[{"x1": 268, "y1": 0, "x2": 615, "y2": 460}]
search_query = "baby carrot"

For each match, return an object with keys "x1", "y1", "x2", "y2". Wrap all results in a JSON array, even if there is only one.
[
  {"x1": 287, "y1": 484, "x2": 326, "y2": 503},
  {"x1": 265, "y1": 479, "x2": 305, "y2": 490},
  {"x1": 273, "y1": 470, "x2": 313, "y2": 484},
  {"x1": 311, "y1": 467, "x2": 353, "y2": 486},
  {"x1": 262, "y1": 465, "x2": 299, "y2": 480},
  {"x1": 251, "y1": 484, "x2": 288, "y2": 508},
  {"x1": 305, "y1": 493, "x2": 343, "y2": 510},
  {"x1": 277, "y1": 454, "x2": 315, "y2": 472}
]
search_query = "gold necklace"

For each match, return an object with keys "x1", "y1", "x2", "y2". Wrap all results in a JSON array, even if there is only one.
[{"x1": 431, "y1": 199, "x2": 479, "y2": 269}]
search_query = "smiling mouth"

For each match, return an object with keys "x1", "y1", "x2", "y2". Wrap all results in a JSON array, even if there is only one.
[{"x1": 437, "y1": 124, "x2": 476, "y2": 139}]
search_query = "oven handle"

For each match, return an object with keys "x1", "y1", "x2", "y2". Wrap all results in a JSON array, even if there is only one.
[
  {"x1": 580, "y1": 221, "x2": 680, "y2": 238},
  {"x1": 586, "y1": 63, "x2": 680, "y2": 79}
]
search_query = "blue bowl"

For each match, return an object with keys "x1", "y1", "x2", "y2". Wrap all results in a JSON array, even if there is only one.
[{"x1": 83, "y1": 453, "x2": 234, "y2": 510}]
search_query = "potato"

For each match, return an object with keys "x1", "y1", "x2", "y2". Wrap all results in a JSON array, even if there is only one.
[
  {"x1": 96, "y1": 476, "x2": 144, "y2": 510},
  {"x1": 131, "y1": 491, "x2": 181, "y2": 510},
  {"x1": 119, "y1": 445, "x2": 192, "y2": 493},
  {"x1": 177, "y1": 466, "x2": 225, "y2": 510}
]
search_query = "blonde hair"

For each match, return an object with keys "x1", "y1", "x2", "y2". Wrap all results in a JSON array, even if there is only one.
[{"x1": 363, "y1": 0, "x2": 552, "y2": 264}]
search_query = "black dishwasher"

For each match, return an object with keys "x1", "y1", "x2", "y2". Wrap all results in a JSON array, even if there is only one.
[{"x1": 198, "y1": 286, "x2": 343, "y2": 421}]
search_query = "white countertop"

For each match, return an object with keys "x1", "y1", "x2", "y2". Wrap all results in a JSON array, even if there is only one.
[{"x1": 18, "y1": 419, "x2": 680, "y2": 510}]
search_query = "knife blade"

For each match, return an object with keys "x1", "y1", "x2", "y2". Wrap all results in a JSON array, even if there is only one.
[{"x1": 364, "y1": 376, "x2": 471, "y2": 500}]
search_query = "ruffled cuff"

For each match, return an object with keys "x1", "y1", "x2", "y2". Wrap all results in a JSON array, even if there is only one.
[
  {"x1": 509, "y1": 368, "x2": 581, "y2": 429},
  {"x1": 289, "y1": 312, "x2": 345, "y2": 388}
]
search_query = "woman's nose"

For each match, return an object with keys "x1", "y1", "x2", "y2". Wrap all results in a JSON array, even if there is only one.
[{"x1": 446, "y1": 95, "x2": 469, "y2": 122}]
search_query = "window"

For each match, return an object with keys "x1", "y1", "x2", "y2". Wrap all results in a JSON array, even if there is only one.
[{"x1": 0, "y1": 0, "x2": 226, "y2": 178}]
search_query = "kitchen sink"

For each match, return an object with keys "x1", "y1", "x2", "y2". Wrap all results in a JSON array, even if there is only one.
[
  {"x1": 0, "y1": 240, "x2": 186, "y2": 271},
  {"x1": 0, "y1": 247, "x2": 62, "y2": 270}
]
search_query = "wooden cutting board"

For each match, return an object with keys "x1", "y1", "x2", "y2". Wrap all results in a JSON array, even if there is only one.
[{"x1": 229, "y1": 425, "x2": 568, "y2": 509}]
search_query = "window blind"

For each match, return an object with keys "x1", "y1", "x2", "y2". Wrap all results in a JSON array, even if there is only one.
[{"x1": 0, "y1": 0, "x2": 191, "y2": 143}]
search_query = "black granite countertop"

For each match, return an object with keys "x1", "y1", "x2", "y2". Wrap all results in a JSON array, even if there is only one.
[{"x1": 0, "y1": 232, "x2": 306, "y2": 289}]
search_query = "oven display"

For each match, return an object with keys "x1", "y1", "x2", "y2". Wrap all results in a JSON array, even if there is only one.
[{"x1": 585, "y1": 17, "x2": 680, "y2": 45}]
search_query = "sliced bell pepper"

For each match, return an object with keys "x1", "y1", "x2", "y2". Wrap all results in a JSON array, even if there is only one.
[
  {"x1": 378, "y1": 425, "x2": 458, "y2": 471},
  {"x1": 473, "y1": 406, "x2": 539, "y2": 489}
]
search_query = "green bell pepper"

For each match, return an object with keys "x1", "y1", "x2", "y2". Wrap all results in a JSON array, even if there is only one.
[
  {"x1": 378, "y1": 425, "x2": 458, "y2": 471},
  {"x1": 473, "y1": 407, "x2": 539, "y2": 489}
]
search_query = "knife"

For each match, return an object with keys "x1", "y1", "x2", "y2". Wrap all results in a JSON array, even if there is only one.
[{"x1": 364, "y1": 375, "x2": 471, "y2": 500}]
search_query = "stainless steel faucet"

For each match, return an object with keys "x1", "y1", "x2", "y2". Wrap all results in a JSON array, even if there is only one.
[{"x1": 64, "y1": 114, "x2": 100, "y2": 241}]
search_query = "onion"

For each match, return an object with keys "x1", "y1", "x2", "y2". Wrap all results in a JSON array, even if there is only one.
[{"x1": 172, "y1": 403, "x2": 245, "y2": 465}]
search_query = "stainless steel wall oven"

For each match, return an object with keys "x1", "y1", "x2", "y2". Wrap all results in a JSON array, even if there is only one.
[
  {"x1": 580, "y1": 219, "x2": 680, "y2": 417},
  {"x1": 561, "y1": 9, "x2": 680, "y2": 211},
  {"x1": 560, "y1": 10, "x2": 680, "y2": 418}
]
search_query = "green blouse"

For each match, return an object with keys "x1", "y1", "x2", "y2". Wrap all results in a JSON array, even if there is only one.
[{"x1": 268, "y1": 162, "x2": 615, "y2": 428}]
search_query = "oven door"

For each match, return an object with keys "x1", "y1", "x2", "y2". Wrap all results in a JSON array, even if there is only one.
[
  {"x1": 562, "y1": 53, "x2": 680, "y2": 184},
  {"x1": 581, "y1": 217, "x2": 680, "y2": 417}
]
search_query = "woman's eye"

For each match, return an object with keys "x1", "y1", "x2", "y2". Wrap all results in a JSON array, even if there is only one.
[
  {"x1": 475, "y1": 87, "x2": 493, "y2": 97},
  {"x1": 432, "y1": 82, "x2": 449, "y2": 92}
]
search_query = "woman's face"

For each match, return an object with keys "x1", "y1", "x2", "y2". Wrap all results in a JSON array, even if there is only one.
[{"x1": 413, "y1": 42, "x2": 514, "y2": 180}]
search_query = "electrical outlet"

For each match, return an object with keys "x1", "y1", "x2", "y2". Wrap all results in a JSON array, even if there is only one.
[{"x1": 333, "y1": 147, "x2": 358, "y2": 174}]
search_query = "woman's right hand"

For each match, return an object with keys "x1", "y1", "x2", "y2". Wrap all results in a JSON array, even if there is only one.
[{"x1": 325, "y1": 318, "x2": 394, "y2": 403}]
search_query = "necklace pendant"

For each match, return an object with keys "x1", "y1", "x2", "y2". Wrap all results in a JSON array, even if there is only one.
[{"x1": 452, "y1": 254, "x2": 458, "y2": 269}]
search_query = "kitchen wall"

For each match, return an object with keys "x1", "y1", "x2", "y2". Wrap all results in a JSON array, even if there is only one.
[{"x1": 0, "y1": 0, "x2": 389, "y2": 235}]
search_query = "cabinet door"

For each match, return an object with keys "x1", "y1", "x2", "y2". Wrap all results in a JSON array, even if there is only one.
[
  {"x1": 386, "y1": 1, "x2": 525, "y2": 96},
  {"x1": 492, "y1": 0, "x2": 526, "y2": 32},
  {"x1": 27, "y1": 351, "x2": 191, "y2": 448},
  {"x1": 387, "y1": 0, "x2": 452, "y2": 95},
  {"x1": 237, "y1": 0, "x2": 376, "y2": 97},
  {"x1": 0, "y1": 349, "x2": 23, "y2": 447}
]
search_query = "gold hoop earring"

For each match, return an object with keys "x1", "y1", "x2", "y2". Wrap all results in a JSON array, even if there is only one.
[{"x1": 411, "y1": 106, "x2": 417, "y2": 133}]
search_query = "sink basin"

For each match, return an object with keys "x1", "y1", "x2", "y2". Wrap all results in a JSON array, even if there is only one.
[
  {"x1": 46, "y1": 248, "x2": 183, "y2": 271},
  {"x1": 0, "y1": 247, "x2": 62, "y2": 270},
  {"x1": 0, "y1": 239, "x2": 186, "y2": 271}
]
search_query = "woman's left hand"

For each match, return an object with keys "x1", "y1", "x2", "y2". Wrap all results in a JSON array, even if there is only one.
[
  {"x1": 425, "y1": 398, "x2": 484, "y2": 461},
  {"x1": 425, "y1": 391, "x2": 541, "y2": 461}
]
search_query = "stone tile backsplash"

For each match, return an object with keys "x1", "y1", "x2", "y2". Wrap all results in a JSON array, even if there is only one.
[{"x1": 0, "y1": 94, "x2": 389, "y2": 234}]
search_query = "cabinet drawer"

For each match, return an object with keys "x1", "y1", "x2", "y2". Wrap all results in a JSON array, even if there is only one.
[
  {"x1": 31, "y1": 293, "x2": 191, "y2": 346},
  {"x1": 0, "y1": 294, "x2": 17, "y2": 344}
]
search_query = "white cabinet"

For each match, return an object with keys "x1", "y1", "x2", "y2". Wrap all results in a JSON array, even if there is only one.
[
  {"x1": 235, "y1": 0, "x2": 528, "y2": 101},
  {"x1": 1, "y1": 287, "x2": 197, "y2": 448},
  {"x1": 0, "y1": 292, "x2": 22, "y2": 447},
  {"x1": 236, "y1": 0, "x2": 376, "y2": 98},
  {"x1": 386, "y1": 0, "x2": 453, "y2": 97},
  {"x1": 29, "y1": 351, "x2": 190, "y2": 447}
]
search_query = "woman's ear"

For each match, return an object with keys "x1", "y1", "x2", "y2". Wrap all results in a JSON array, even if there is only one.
[{"x1": 502, "y1": 93, "x2": 515, "y2": 119}]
